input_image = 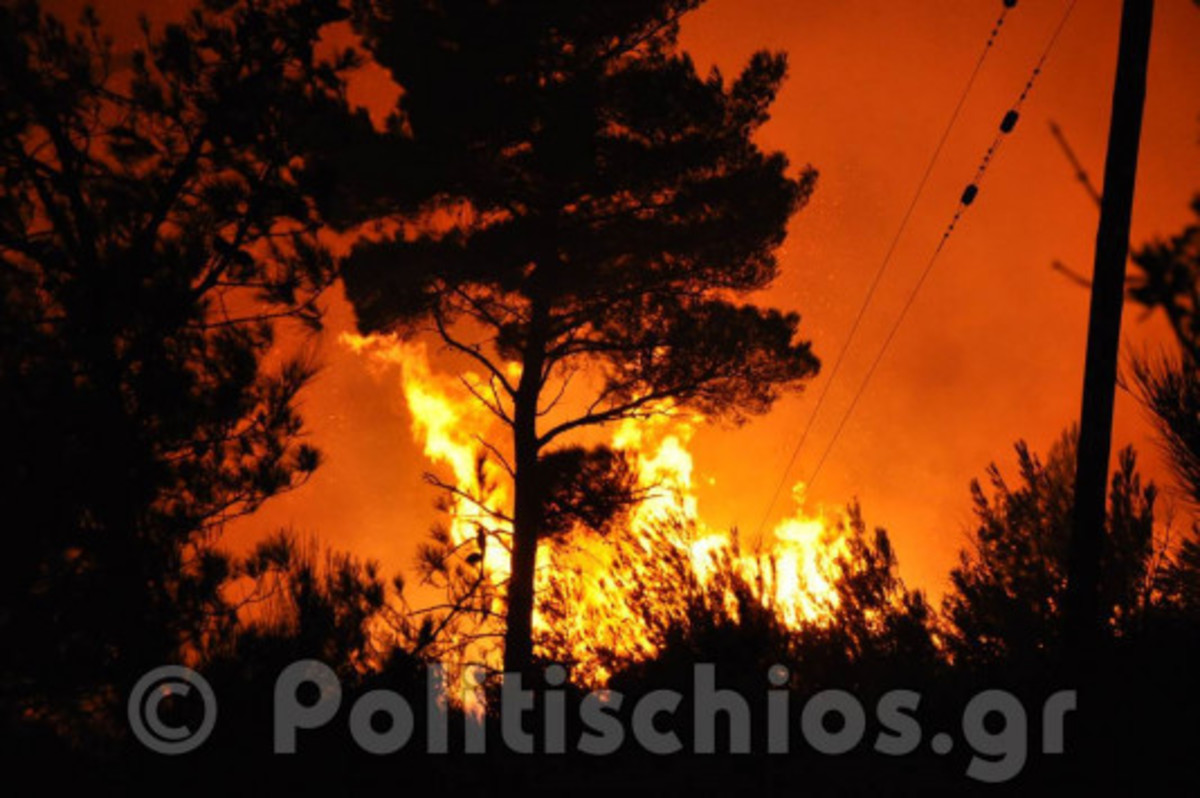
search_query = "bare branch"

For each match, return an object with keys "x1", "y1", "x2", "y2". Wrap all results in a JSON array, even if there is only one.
[
  {"x1": 458, "y1": 374, "x2": 513, "y2": 425},
  {"x1": 423, "y1": 472, "x2": 514, "y2": 525},
  {"x1": 474, "y1": 434, "x2": 516, "y2": 478},
  {"x1": 433, "y1": 306, "x2": 517, "y2": 398}
]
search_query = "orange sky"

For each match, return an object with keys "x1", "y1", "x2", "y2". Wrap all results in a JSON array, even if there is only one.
[{"x1": 58, "y1": 0, "x2": 1200, "y2": 602}]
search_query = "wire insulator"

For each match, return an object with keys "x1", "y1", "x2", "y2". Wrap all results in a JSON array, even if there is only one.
[
  {"x1": 961, "y1": 184, "x2": 979, "y2": 206},
  {"x1": 1000, "y1": 110, "x2": 1020, "y2": 133},
  {"x1": 1004, "y1": 0, "x2": 1018, "y2": 8}
]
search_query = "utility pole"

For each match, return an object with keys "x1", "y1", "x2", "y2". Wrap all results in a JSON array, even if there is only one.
[{"x1": 1064, "y1": 0, "x2": 1154, "y2": 662}]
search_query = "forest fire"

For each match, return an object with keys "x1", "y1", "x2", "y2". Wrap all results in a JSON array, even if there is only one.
[
  {"x1": 11, "y1": 0, "x2": 1200, "y2": 789},
  {"x1": 344, "y1": 332, "x2": 851, "y2": 683}
]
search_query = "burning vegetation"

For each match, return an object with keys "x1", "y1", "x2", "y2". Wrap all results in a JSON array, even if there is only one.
[{"x1": 343, "y1": 332, "x2": 894, "y2": 685}]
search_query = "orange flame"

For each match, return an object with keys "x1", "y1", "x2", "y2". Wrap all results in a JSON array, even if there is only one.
[
  {"x1": 343, "y1": 333, "x2": 513, "y2": 580},
  {"x1": 345, "y1": 332, "x2": 851, "y2": 683}
]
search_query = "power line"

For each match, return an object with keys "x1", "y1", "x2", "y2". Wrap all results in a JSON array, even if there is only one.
[
  {"x1": 804, "y1": 0, "x2": 1080, "y2": 492},
  {"x1": 753, "y1": 2, "x2": 1019, "y2": 537}
]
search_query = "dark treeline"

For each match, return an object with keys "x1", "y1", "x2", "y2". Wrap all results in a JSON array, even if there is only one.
[{"x1": 2, "y1": 0, "x2": 1199, "y2": 795}]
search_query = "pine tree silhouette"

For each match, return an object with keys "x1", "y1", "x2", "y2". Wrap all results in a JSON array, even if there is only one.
[{"x1": 331, "y1": 0, "x2": 820, "y2": 676}]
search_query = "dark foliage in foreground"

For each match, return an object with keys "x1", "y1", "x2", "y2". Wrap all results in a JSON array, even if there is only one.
[
  {"x1": 0, "y1": 0, "x2": 351, "y2": 739},
  {"x1": 9, "y1": 431, "x2": 1199, "y2": 796}
]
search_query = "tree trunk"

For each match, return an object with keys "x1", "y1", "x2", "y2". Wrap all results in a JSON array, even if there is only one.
[
  {"x1": 502, "y1": 301, "x2": 549, "y2": 677},
  {"x1": 503, "y1": 407, "x2": 540, "y2": 677}
]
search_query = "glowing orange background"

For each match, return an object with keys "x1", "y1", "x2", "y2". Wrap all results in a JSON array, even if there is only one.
[{"x1": 57, "y1": 0, "x2": 1200, "y2": 601}]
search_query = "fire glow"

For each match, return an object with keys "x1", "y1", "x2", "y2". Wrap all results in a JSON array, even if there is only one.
[{"x1": 343, "y1": 332, "x2": 852, "y2": 683}]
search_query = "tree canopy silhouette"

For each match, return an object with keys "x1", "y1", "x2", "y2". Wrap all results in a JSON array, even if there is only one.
[
  {"x1": 0, "y1": 0, "x2": 349, "y2": 732},
  {"x1": 334, "y1": 0, "x2": 820, "y2": 675},
  {"x1": 1128, "y1": 194, "x2": 1200, "y2": 615},
  {"x1": 942, "y1": 429, "x2": 1162, "y2": 672}
]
